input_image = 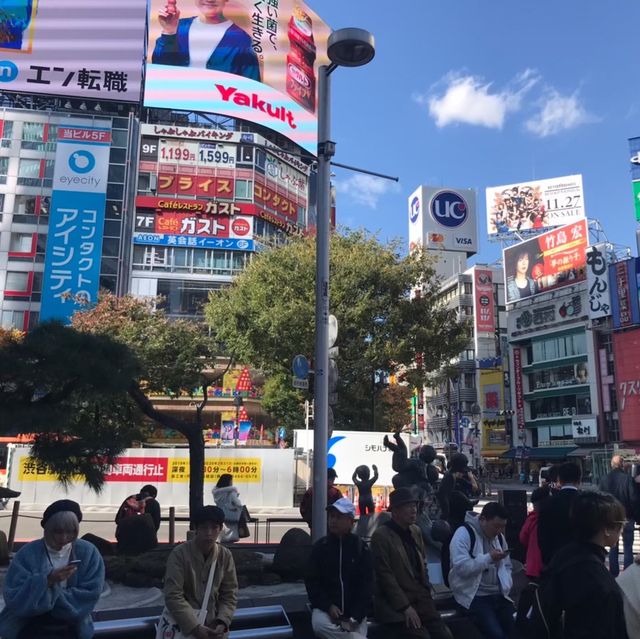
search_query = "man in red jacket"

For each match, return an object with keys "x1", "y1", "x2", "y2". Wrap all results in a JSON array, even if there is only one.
[{"x1": 300, "y1": 468, "x2": 342, "y2": 531}]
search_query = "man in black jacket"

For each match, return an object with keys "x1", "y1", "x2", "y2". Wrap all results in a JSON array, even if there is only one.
[
  {"x1": 305, "y1": 498, "x2": 373, "y2": 638},
  {"x1": 537, "y1": 462, "x2": 581, "y2": 567},
  {"x1": 599, "y1": 454, "x2": 639, "y2": 575}
]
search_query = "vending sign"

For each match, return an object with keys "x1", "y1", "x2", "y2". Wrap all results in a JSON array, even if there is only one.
[
  {"x1": 474, "y1": 268, "x2": 495, "y2": 334},
  {"x1": 144, "y1": 0, "x2": 331, "y2": 154},
  {"x1": 40, "y1": 123, "x2": 112, "y2": 322},
  {"x1": 0, "y1": 0, "x2": 146, "y2": 102},
  {"x1": 503, "y1": 219, "x2": 588, "y2": 304}
]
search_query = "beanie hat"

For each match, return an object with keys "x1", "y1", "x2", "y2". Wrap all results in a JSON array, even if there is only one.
[{"x1": 41, "y1": 499, "x2": 83, "y2": 528}]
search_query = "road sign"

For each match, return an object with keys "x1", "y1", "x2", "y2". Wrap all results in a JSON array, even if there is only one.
[
  {"x1": 292, "y1": 377, "x2": 309, "y2": 390},
  {"x1": 292, "y1": 354, "x2": 310, "y2": 379}
]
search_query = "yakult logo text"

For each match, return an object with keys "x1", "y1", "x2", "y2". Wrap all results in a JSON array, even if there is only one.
[
  {"x1": 430, "y1": 191, "x2": 468, "y2": 228},
  {"x1": 216, "y1": 84, "x2": 297, "y2": 130}
]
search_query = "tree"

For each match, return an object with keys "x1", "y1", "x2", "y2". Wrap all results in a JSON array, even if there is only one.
[
  {"x1": 205, "y1": 230, "x2": 469, "y2": 431},
  {"x1": 0, "y1": 322, "x2": 144, "y2": 489},
  {"x1": 71, "y1": 293, "x2": 228, "y2": 516}
]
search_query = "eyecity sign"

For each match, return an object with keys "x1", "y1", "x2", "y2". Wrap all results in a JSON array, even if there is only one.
[{"x1": 407, "y1": 185, "x2": 477, "y2": 255}]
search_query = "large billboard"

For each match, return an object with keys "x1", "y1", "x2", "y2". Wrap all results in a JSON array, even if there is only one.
[
  {"x1": 629, "y1": 138, "x2": 640, "y2": 221},
  {"x1": 407, "y1": 185, "x2": 477, "y2": 255},
  {"x1": 503, "y1": 219, "x2": 588, "y2": 305},
  {"x1": 613, "y1": 330, "x2": 640, "y2": 442},
  {"x1": 486, "y1": 175, "x2": 584, "y2": 237},
  {"x1": 144, "y1": 0, "x2": 331, "y2": 154},
  {"x1": 0, "y1": 0, "x2": 146, "y2": 102},
  {"x1": 609, "y1": 258, "x2": 640, "y2": 329},
  {"x1": 40, "y1": 123, "x2": 112, "y2": 322}
]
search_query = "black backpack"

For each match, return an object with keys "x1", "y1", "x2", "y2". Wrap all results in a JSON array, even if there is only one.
[
  {"x1": 459, "y1": 522, "x2": 506, "y2": 558},
  {"x1": 520, "y1": 554, "x2": 601, "y2": 639}
]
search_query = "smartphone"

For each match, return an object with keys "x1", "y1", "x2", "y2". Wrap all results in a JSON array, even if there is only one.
[{"x1": 68, "y1": 559, "x2": 82, "y2": 566}]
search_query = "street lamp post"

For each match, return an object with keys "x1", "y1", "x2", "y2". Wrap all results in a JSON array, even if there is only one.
[{"x1": 312, "y1": 28, "x2": 375, "y2": 542}]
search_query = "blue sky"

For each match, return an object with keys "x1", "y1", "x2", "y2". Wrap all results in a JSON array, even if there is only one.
[{"x1": 316, "y1": 1, "x2": 640, "y2": 264}]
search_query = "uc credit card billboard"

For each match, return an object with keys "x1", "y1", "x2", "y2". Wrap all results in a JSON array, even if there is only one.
[
  {"x1": 408, "y1": 185, "x2": 478, "y2": 255},
  {"x1": 0, "y1": 0, "x2": 146, "y2": 102},
  {"x1": 503, "y1": 219, "x2": 588, "y2": 305},
  {"x1": 145, "y1": 0, "x2": 331, "y2": 154}
]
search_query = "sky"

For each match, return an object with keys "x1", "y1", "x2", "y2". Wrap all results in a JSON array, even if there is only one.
[{"x1": 315, "y1": 1, "x2": 640, "y2": 265}]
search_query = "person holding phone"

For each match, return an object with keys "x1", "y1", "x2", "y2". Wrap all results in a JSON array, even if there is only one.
[
  {"x1": 0, "y1": 499, "x2": 105, "y2": 639},
  {"x1": 448, "y1": 502, "x2": 514, "y2": 639},
  {"x1": 152, "y1": 0, "x2": 261, "y2": 82}
]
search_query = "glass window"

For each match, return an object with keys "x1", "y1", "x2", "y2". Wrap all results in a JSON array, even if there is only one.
[
  {"x1": 173, "y1": 247, "x2": 191, "y2": 271},
  {"x1": 0, "y1": 156, "x2": 8, "y2": 182},
  {"x1": 9, "y1": 233, "x2": 33, "y2": 253},
  {"x1": 103, "y1": 220, "x2": 121, "y2": 238},
  {"x1": 5, "y1": 271, "x2": 29, "y2": 292},
  {"x1": 1, "y1": 120, "x2": 13, "y2": 143},
  {"x1": 109, "y1": 148, "x2": 126, "y2": 164},
  {"x1": 137, "y1": 173, "x2": 151, "y2": 193},
  {"x1": 236, "y1": 145, "x2": 253, "y2": 164},
  {"x1": 101, "y1": 238, "x2": 120, "y2": 258},
  {"x1": 17, "y1": 158, "x2": 41, "y2": 185},
  {"x1": 21, "y1": 122, "x2": 46, "y2": 150},
  {"x1": 255, "y1": 148, "x2": 266, "y2": 171},
  {"x1": 100, "y1": 257, "x2": 118, "y2": 275},
  {"x1": 108, "y1": 164, "x2": 125, "y2": 183},
  {"x1": 235, "y1": 179, "x2": 253, "y2": 200},
  {"x1": 106, "y1": 183, "x2": 123, "y2": 200},
  {"x1": 111, "y1": 129, "x2": 128, "y2": 148},
  {"x1": 1, "y1": 310, "x2": 24, "y2": 330}
]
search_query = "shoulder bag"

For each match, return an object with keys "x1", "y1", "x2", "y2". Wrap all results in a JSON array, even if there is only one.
[{"x1": 155, "y1": 548, "x2": 218, "y2": 639}]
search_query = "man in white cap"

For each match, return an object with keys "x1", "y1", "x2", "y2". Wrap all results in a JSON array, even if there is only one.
[{"x1": 305, "y1": 497, "x2": 373, "y2": 639}]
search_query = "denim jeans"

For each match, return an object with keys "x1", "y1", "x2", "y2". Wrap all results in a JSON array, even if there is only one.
[
  {"x1": 609, "y1": 519, "x2": 635, "y2": 576},
  {"x1": 468, "y1": 594, "x2": 515, "y2": 639}
]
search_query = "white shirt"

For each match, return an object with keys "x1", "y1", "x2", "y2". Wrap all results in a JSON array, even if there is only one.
[
  {"x1": 45, "y1": 541, "x2": 73, "y2": 587},
  {"x1": 188, "y1": 18, "x2": 232, "y2": 68}
]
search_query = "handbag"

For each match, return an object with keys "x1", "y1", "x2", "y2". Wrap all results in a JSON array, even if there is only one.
[
  {"x1": 155, "y1": 548, "x2": 218, "y2": 639},
  {"x1": 238, "y1": 505, "x2": 251, "y2": 539}
]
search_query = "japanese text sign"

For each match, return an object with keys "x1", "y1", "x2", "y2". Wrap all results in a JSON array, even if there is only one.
[
  {"x1": 613, "y1": 330, "x2": 640, "y2": 442},
  {"x1": 609, "y1": 258, "x2": 640, "y2": 329},
  {"x1": 586, "y1": 243, "x2": 612, "y2": 321},
  {"x1": 503, "y1": 219, "x2": 588, "y2": 304},
  {"x1": 474, "y1": 268, "x2": 495, "y2": 333},
  {"x1": 0, "y1": 0, "x2": 146, "y2": 102},
  {"x1": 40, "y1": 123, "x2": 112, "y2": 322}
]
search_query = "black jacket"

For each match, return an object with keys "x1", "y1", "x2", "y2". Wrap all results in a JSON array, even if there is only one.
[
  {"x1": 305, "y1": 533, "x2": 373, "y2": 622},
  {"x1": 537, "y1": 487, "x2": 579, "y2": 566},
  {"x1": 548, "y1": 541, "x2": 629, "y2": 639},
  {"x1": 599, "y1": 468, "x2": 639, "y2": 520}
]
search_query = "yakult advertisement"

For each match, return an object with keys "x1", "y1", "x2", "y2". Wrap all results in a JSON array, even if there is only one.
[{"x1": 144, "y1": 0, "x2": 331, "y2": 154}]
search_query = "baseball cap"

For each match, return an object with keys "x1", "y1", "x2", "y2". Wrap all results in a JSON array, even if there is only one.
[{"x1": 327, "y1": 497, "x2": 356, "y2": 517}]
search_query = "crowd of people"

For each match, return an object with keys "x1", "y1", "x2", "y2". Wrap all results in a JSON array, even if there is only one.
[{"x1": 3, "y1": 454, "x2": 640, "y2": 638}]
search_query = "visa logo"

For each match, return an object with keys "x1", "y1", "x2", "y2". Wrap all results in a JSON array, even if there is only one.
[{"x1": 456, "y1": 238, "x2": 473, "y2": 245}]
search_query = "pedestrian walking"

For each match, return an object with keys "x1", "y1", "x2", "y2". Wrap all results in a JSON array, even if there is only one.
[
  {"x1": 212, "y1": 474, "x2": 244, "y2": 543},
  {"x1": 537, "y1": 461, "x2": 581, "y2": 567},
  {"x1": 370, "y1": 487, "x2": 453, "y2": 639},
  {"x1": 305, "y1": 498, "x2": 373, "y2": 639},
  {"x1": 599, "y1": 454, "x2": 640, "y2": 576}
]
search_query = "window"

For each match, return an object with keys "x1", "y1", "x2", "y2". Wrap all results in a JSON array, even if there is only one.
[
  {"x1": 236, "y1": 145, "x2": 253, "y2": 164},
  {"x1": 5, "y1": 271, "x2": 30, "y2": 292},
  {"x1": 1, "y1": 310, "x2": 24, "y2": 330},
  {"x1": 531, "y1": 332, "x2": 587, "y2": 364},
  {"x1": 0, "y1": 156, "x2": 8, "y2": 183},
  {"x1": 0, "y1": 120, "x2": 13, "y2": 147},
  {"x1": 9, "y1": 233, "x2": 34, "y2": 253},
  {"x1": 17, "y1": 158, "x2": 41, "y2": 186},
  {"x1": 21, "y1": 122, "x2": 46, "y2": 150},
  {"x1": 14, "y1": 194, "x2": 49, "y2": 216},
  {"x1": 235, "y1": 179, "x2": 253, "y2": 200},
  {"x1": 255, "y1": 148, "x2": 266, "y2": 171}
]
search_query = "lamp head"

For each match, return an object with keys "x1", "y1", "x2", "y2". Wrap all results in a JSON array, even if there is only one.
[{"x1": 327, "y1": 28, "x2": 375, "y2": 68}]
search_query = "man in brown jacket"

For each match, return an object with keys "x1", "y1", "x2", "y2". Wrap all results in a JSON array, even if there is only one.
[
  {"x1": 371, "y1": 487, "x2": 453, "y2": 639},
  {"x1": 164, "y1": 505, "x2": 238, "y2": 638}
]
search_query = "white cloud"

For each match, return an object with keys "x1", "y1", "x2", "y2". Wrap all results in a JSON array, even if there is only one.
[
  {"x1": 335, "y1": 174, "x2": 400, "y2": 209},
  {"x1": 526, "y1": 90, "x2": 598, "y2": 137},
  {"x1": 416, "y1": 69, "x2": 539, "y2": 129}
]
